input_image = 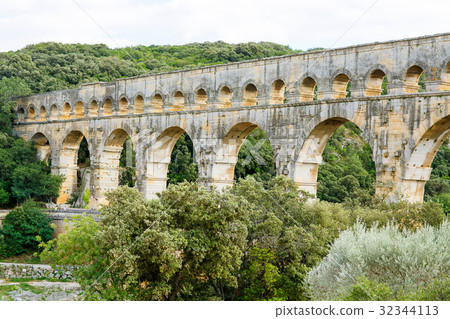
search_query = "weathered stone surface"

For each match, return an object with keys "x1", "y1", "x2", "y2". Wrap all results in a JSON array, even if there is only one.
[
  {"x1": 12, "y1": 33, "x2": 450, "y2": 206},
  {"x1": 0, "y1": 262, "x2": 75, "y2": 280}
]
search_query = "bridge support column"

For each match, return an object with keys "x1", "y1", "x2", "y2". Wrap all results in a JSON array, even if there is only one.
[
  {"x1": 425, "y1": 80, "x2": 450, "y2": 91},
  {"x1": 285, "y1": 89, "x2": 301, "y2": 103},
  {"x1": 294, "y1": 160, "x2": 321, "y2": 197},
  {"x1": 89, "y1": 165, "x2": 121, "y2": 208},
  {"x1": 55, "y1": 166, "x2": 78, "y2": 204},
  {"x1": 400, "y1": 165, "x2": 433, "y2": 203},
  {"x1": 141, "y1": 177, "x2": 168, "y2": 199},
  {"x1": 89, "y1": 145, "x2": 123, "y2": 208}
]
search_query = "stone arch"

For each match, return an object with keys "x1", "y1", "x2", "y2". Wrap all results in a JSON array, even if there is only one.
[
  {"x1": 151, "y1": 93, "x2": 164, "y2": 112},
  {"x1": 243, "y1": 83, "x2": 258, "y2": 106},
  {"x1": 366, "y1": 68, "x2": 387, "y2": 96},
  {"x1": 57, "y1": 130, "x2": 88, "y2": 204},
  {"x1": 119, "y1": 96, "x2": 129, "y2": 115},
  {"x1": 17, "y1": 107, "x2": 25, "y2": 122},
  {"x1": 39, "y1": 106, "x2": 46, "y2": 121},
  {"x1": 402, "y1": 115, "x2": 450, "y2": 202},
  {"x1": 299, "y1": 76, "x2": 317, "y2": 101},
  {"x1": 194, "y1": 88, "x2": 208, "y2": 110},
  {"x1": 50, "y1": 104, "x2": 58, "y2": 121},
  {"x1": 143, "y1": 126, "x2": 195, "y2": 199},
  {"x1": 134, "y1": 94, "x2": 145, "y2": 114},
  {"x1": 171, "y1": 91, "x2": 185, "y2": 111},
  {"x1": 103, "y1": 98, "x2": 114, "y2": 116},
  {"x1": 88, "y1": 99, "x2": 99, "y2": 117},
  {"x1": 269, "y1": 79, "x2": 286, "y2": 104},
  {"x1": 31, "y1": 132, "x2": 51, "y2": 163},
  {"x1": 27, "y1": 105, "x2": 36, "y2": 122},
  {"x1": 404, "y1": 65, "x2": 425, "y2": 93},
  {"x1": 210, "y1": 122, "x2": 261, "y2": 190},
  {"x1": 294, "y1": 116, "x2": 370, "y2": 197},
  {"x1": 331, "y1": 73, "x2": 351, "y2": 99},
  {"x1": 218, "y1": 85, "x2": 232, "y2": 108},
  {"x1": 74, "y1": 101, "x2": 84, "y2": 119},
  {"x1": 62, "y1": 103, "x2": 71, "y2": 120}
]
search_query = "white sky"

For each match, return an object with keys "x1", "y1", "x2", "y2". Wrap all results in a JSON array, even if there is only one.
[{"x1": 0, "y1": 0, "x2": 448, "y2": 52}]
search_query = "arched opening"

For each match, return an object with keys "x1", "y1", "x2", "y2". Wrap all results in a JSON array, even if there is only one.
[
  {"x1": 134, "y1": 95, "x2": 145, "y2": 114},
  {"x1": 151, "y1": 94, "x2": 164, "y2": 112},
  {"x1": 211, "y1": 123, "x2": 275, "y2": 190},
  {"x1": 143, "y1": 127, "x2": 197, "y2": 199},
  {"x1": 404, "y1": 65, "x2": 425, "y2": 93},
  {"x1": 424, "y1": 139, "x2": 450, "y2": 212},
  {"x1": 27, "y1": 106, "x2": 36, "y2": 122},
  {"x1": 403, "y1": 115, "x2": 450, "y2": 203},
  {"x1": 57, "y1": 131, "x2": 87, "y2": 204},
  {"x1": 366, "y1": 69, "x2": 387, "y2": 96},
  {"x1": 94, "y1": 129, "x2": 130, "y2": 205},
  {"x1": 62, "y1": 103, "x2": 71, "y2": 120},
  {"x1": 50, "y1": 104, "x2": 58, "y2": 121},
  {"x1": 295, "y1": 118, "x2": 375, "y2": 203},
  {"x1": 119, "y1": 97, "x2": 128, "y2": 115},
  {"x1": 299, "y1": 77, "x2": 317, "y2": 101},
  {"x1": 332, "y1": 74, "x2": 351, "y2": 98},
  {"x1": 194, "y1": 88, "x2": 208, "y2": 110},
  {"x1": 441, "y1": 62, "x2": 450, "y2": 91},
  {"x1": 119, "y1": 137, "x2": 136, "y2": 187},
  {"x1": 243, "y1": 84, "x2": 258, "y2": 106},
  {"x1": 103, "y1": 99, "x2": 113, "y2": 116},
  {"x1": 72, "y1": 136, "x2": 91, "y2": 207},
  {"x1": 17, "y1": 108, "x2": 25, "y2": 122},
  {"x1": 270, "y1": 79, "x2": 286, "y2": 104},
  {"x1": 172, "y1": 91, "x2": 185, "y2": 111},
  {"x1": 31, "y1": 132, "x2": 51, "y2": 164},
  {"x1": 89, "y1": 100, "x2": 99, "y2": 117},
  {"x1": 74, "y1": 101, "x2": 84, "y2": 119},
  {"x1": 39, "y1": 106, "x2": 46, "y2": 121},
  {"x1": 167, "y1": 133, "x2": 198, "y2": 185},
  {"x1": 218, "y1": 86, "x2": 232, "y2": 108}
]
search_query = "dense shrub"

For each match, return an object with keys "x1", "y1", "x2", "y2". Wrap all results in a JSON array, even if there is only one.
[
  {"x1": 341, "y1": 276, "x2": 450, "y2": 301},
  {"x1": 305, "y1": 220, "x2": 449, "y2": 300},
  {"x1": 346, "y1": 200, "x2": 446, "y2": 231},
  {"x1": 0, "y1": 200, "x2": 54, "y2": 257}
]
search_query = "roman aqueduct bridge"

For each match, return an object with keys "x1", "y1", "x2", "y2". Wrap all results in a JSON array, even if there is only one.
[{"x1": 12, "y1": 33, "x2": 450, "y2": 207}]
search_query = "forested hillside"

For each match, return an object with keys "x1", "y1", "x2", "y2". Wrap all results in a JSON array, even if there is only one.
[{"x1": 0, "y1": 42, "x2": 298, "y2": 94}]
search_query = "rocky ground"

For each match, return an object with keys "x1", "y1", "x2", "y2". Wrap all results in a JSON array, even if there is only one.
[{"x1": 0, "y1": 279, "x2": 82, "y2": 301}]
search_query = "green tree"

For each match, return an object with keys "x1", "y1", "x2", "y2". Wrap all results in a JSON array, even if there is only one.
[
  {"x1": 233, "y1": 176, "x2": 350, "y2": 300},
  {"x1": 0, "y1": 78, "x2": 62, "y2": 207},
  {"x1": 42, "y1": 185, "x2": 251, "y2": 301},
  {"x1": 0, "y1": 200, "x2": 54, "y2": 257}
]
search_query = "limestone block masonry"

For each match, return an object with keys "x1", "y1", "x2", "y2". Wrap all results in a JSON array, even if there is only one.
[{"x1": 12, "y1": 33, "x2": 450, "y2": 207}]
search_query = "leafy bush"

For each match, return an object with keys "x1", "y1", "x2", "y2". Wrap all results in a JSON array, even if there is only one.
[
  {"x1": 306, "y1": 220, "x2": 450, "y2": 300},
  {"x1": 39, "y1": 214, "x2": 99, "y2": 265},
  {"x1": 0, "y1": 234, "x2": 7, "y2": 259},
  {"x1": 342, "y1": 276, "x2": 450, "y2": 301},
  {"x1": 0, "y1": 200, "x2": 54, "y2": 257},
  {"x1": 41, "y1": 185, "x2": 251, "y2": 301},
  {"x1": 233, "y1": 177, "x2": 350, "y2": 301},
  {"x1": 347, "y1": 200, "x2": 445, "y2": 231}
]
